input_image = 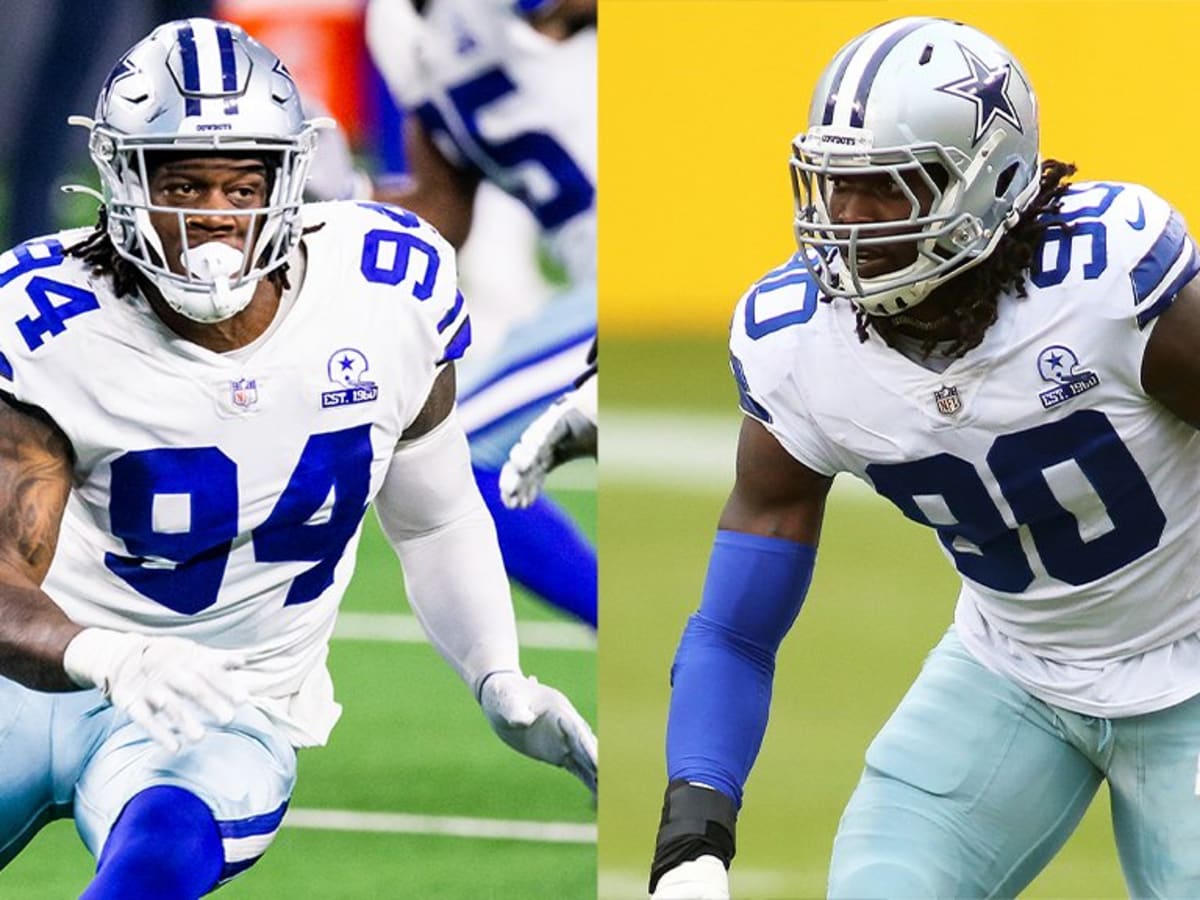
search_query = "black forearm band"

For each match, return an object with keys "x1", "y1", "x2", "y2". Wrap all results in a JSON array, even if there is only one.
[{"x1": 648, "y1": 780, "x2": 738, "y2": 893}]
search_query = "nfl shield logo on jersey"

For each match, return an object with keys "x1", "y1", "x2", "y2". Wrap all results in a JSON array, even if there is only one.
[
  {"x1": 934, "y1": 384, "x2": 962, "y2": 416},
  {"x1": 231, "y1": 377, "x2": 258, "y2": 410}
]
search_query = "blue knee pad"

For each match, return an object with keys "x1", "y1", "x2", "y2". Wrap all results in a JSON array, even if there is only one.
[
  {"x1": 474, "y1": 465, "x2": 596, "y2": 627},
  {"x1": 84, "y1": 785, "x2": 222, "y2": 899}
]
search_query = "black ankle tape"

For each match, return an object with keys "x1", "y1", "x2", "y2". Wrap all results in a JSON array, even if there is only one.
[{"x1": 648, "y1": 780, "x2": 737, "y2": 892}]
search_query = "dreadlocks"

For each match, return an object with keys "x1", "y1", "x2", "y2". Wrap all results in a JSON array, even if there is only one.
[
  {"x1": 853, "y1": 158, "x2": 1078, "y2": 358},
  {"x1": 65, "y1": 206, "x2": 295, "y2": 299}
]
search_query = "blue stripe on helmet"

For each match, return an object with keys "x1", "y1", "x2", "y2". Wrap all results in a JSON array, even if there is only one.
[
  {"x1": 177, "y1": 25, "x2": 202, "y2": 116},
  {"x1": 217, "y1": 800, "x2": 289, "y2": 840},
  {"x1": 0, "y1": 352, "x2": 12, "y2": 382},
  {"x1": 216, "y1": 23, "x2": 239, "y2": 114},
  {"x1": 848, "y1": 19, "x2": 931, "y2": 128},
  {"x1": 821, "y1": 35, "x2": 869, "y2": 126}
]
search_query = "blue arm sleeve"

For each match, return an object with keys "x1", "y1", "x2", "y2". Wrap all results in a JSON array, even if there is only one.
[{"x1": 666, "y1": 529, "x2": 816, "y2": 808}]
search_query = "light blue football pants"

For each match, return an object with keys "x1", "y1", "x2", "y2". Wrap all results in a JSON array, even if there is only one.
[
  {"x1": 0, "y1": 677, "x2": 296, "y2": 884},
  {"x1": 456, "y1": 279, "x2": 595, "y2": 468},
  {"x1": 829, "y1": 628, "x2": 1200, "y2": 899}
]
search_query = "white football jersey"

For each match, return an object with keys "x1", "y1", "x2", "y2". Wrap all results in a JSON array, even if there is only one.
[
  {"x1": 730, "y1": 181, "x2": 1200, "y2": 717},
  {"x1": 0, "y1": 201, "x2": 469, "y2": 746},
  {"x1": 366, "y1": 0, "x2": 596, "y2": 283}
]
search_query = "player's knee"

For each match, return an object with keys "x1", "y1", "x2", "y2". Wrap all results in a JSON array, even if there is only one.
[
  {"x1": 88, "y1": 786, "x2": 222, "y2": 899},
  {"x1": 828, "y1": 859, "x2": 943, "y2": 899}
]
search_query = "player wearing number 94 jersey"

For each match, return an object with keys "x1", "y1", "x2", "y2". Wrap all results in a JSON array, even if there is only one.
[
  {"x1": 652, "y1": 16, "x2": 1200, "y2": 900},
  {"x1": 0, "y1": 18, "x2": 595, "y2": 899}
]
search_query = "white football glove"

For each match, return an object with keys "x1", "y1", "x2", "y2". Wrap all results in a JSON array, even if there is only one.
[
  {"x1": 479, "y1": 671, "x2": 597, "y2": 794},
  {"x1": 499, "y1": 376, "x2": 597, "y2": 509},
  {"x1": 63, "y1": 627, "x2": 248, "y2": 754},
  {"x1": 652, "y1": 855, "x2": 731, "y2": 900}
]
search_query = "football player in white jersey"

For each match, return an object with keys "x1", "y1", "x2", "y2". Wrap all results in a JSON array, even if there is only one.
[
  {"x1": 650, "y1": 16, "x2": 1200, "y2": 900},
  {"x1": 358, "y1": 0, "x2": 598, "y2": 628},
  {"x1": 0, "y1": 19, "x2": 596, "y2": 898}
]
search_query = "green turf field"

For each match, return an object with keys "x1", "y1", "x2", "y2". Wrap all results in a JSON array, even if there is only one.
[
  {"x1": 1, "y1": 487, "x2": 596, "y2": 900},
  {"x1": 599, "y1": 336, "x2": 1127, "y2": 899}
]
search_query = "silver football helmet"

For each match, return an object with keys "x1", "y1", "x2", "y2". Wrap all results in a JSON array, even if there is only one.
[
  {"x1": 791, "y1": 17, "x2": 1040, "y2": 316},
  {"x1": 70, "y1": 19, "x2": 327, "y2": 322}
]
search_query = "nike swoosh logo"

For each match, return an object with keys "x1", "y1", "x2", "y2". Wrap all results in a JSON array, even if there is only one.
[{"x1": 1127, "y1": 198, "x2": 1146, "y2": 230}]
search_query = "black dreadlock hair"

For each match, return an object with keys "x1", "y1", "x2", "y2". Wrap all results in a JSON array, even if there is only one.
[{"x1": 848, "y1": 158, "x2": 1078, "y2": 359}]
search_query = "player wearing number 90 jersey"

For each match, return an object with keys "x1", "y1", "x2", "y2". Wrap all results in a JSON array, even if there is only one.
[
  {"x1": 731, "y1": 178, "x2": 1200, "y2": 718},
  {"x1": 0, "y1": 19, "x2": 595, "y2": 898},
  {"x1": 652, "y1": 16, "x2": 1200, "y2": 900}
]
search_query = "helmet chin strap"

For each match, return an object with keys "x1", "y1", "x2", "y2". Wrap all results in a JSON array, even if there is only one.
[{"x1": 158, "y1": 242, "x2": 258, "y2": 323}]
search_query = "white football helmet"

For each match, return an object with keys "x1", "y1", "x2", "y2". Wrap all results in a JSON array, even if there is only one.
[
  {"x1": 71, "y1": 19, "x2": 327, "y2": 322},
  {"x1": 791, "y1": 17, "x2": 1040, "y2": 316}
]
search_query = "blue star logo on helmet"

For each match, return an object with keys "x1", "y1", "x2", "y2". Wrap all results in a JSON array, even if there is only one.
[
  {"x1": 936, "y1": 43, "x2": 1023, "y2": 145},
  {"x1": 100, "y1": 57, "x2": 142, "y2": 108}
]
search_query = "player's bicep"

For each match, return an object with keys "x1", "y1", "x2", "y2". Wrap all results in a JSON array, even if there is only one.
[
  {"x1": 718, "y1": 416, "x2": 832, "y2": 545},
  {"x1": 0, "y1": 396, "x2": 73, "y2": 583},
  {"x1": 1142, "y1": 275, "x2": 1200, "y2": 429}
]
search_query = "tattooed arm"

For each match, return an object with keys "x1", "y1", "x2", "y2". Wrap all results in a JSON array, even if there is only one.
[{"x1": 0, "y1": 397, "x2": 80, "y2": 691}]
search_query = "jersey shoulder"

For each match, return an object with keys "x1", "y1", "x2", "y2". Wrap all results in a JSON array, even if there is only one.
[
  {"x1": 0, "y1": 228, "x2": 118, "y2": 393},
  {"x1": 728, "y1": 253, "x2": 833, "y2": 424},
  {"x1": 302, "y1": 200, "x2": 470, "y2": 366},
  {"x1": 1030, "y1": 181, "x2": 1198, "y2": 330}
]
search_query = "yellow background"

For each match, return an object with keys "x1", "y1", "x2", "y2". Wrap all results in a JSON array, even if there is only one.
[{"x1": 600, "y1": 0, "x2": 1200, "y2": 334}]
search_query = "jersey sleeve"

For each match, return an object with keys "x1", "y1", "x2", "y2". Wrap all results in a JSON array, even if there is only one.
[
  {"x1": 348, "y1": 200, "x2": 471, "y2": 370},
  {"x1": 0, "y1": 233, "x2": 95, "y2": 412},
  {"x1": 1075, "y1": 183, "x2": 1200, "y2": 390},
  {"x1": 1119, "y1": 187, "x2": 1200, "y2": 331},
  {"x1": 728, "y1": 256, "x2": 844, "y2": 477}
]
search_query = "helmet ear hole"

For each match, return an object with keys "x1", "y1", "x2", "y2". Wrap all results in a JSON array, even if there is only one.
[{"x1": 995, "y1": 162, "x2": 1019, "y2": 199}]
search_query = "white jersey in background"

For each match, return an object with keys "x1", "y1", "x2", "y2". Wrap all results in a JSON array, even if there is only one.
[
  {"x1": 366, "y1": 0, "x2": 597, "y2": 284},
  {"x1": 0, "y1": 201, "x2": 467, "y2": 747},
  {"x1": 729, "y1": 181, "x2": 1200, "y2": 718}
]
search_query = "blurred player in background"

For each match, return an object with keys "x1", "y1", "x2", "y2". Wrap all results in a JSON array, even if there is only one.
[
  {"x1": 651, "y1": 16, "x2": 1200, "y2": 899},
  {"x1": 0, "y1": 19, "x2": 595, "y2": 898},
  {"x1": 500, "y1": 338, "x2": 596, "y2": 510},
  {"x1": 309, "y1": 0, "x2": 597, "y2": 628}
]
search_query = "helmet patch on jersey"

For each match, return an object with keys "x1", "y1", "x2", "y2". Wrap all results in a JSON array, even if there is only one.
[
  {"x1": 933, "y1": 384, "x2": 963, "y2": 416},
  {"x1": 322, "y1": 348, "x2": 379, "y2": 408},
  {"x1": 1037, "y1": 345, "x2": 1100, "y2": 409},
  {"x1": 935, "y1": 43, "x2": 1023, "y2": 146}
]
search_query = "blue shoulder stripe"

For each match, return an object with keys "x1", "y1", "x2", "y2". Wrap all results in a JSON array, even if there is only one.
[
  {"x1": 1136, "y1": 244, "x2": 1200, "y2": 329},
  {"x1": 0, "y1": 352, "x2": 12, "y2": 382},
  {"x1": 439, "y1": 316, "x2": 472, "y2": 364},
  {"x1": 1130, "y1": 210, "x2": 1190, "y2": 304},
  {"x1": 730, "y1": 353, "x2": 772, "y2": 424},
  {"x1": 1131, "y1": 209, "x2": 1200, "y2": 328}
]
